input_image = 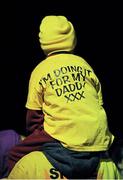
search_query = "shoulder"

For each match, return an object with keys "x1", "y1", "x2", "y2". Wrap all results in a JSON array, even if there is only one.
[{"x1": 31, "y1": 59, "x2": 46, "y2": 76}]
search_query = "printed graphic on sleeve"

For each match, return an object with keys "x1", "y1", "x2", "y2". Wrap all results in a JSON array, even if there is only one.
[{"x1": 39, "y1": 65, "x2": 92, "y2": 103}]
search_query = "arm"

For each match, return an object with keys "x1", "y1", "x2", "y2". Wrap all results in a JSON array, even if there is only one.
[
  {"x1": 25, "y1": 67, "x2": 45, "y2": 134},
  {"x1": 26, "y1": 109, "x2": 44, "y2": 134}
]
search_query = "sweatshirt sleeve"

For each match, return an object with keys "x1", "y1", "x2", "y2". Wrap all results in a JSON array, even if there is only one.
[
  {"x1": 25, "y1": 68, "x2": 44, "y2": 110},
  {"x1": 26, "y1": 109, "x2": 44, "y2": 134},
  {"x1": 90, "y1": 69, "x2": 104, "y2": 106},
  {"x1": 97, "y1": 82, "x2": 103, "y2": 106}
]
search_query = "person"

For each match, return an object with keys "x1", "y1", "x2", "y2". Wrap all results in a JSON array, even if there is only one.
[
  {"x1": 7, "y1": 15, "x2": 115, "y2": 179},
  {"x1": 8, "y1": 150, "x2": 121, "y2": 179},
  {"x1": 0, "y1": 129, "x2": 21, "y2": 178}
]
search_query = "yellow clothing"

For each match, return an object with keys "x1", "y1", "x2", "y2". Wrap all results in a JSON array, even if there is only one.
[
  {"x1": 97, "y1": 159, "x2": 121, "y2": 179},
  {"x1": 8, "y1": 151, "x2": 67, "y2": 179},
  {"x1": 26, "y1": 53, "x2": 114, "y2": 151},
  {"x1": 39, "y1": 16, "x2": 76, "y2": 55},
  {"x1": 8, "y1": 151, "x2": 121, "y2": 179}
]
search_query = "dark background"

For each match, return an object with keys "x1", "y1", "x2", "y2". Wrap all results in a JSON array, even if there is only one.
[{"x1": 0, "y1": 1, "x2": 122, "y2": 138}]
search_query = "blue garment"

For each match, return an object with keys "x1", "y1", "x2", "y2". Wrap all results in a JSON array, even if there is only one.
[{"x1": 41, "y1": 142, "x2": 102, "y2": 179}]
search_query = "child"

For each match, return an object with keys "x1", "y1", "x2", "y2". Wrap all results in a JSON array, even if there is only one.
[{"x1": 7, "y1": 15, "x2": 114, "y2": 179}]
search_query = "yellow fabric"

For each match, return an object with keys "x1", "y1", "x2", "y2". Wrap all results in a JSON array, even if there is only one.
[
  {"x1": 97, "y1": 159, "x2": 121, "y2": 179},
  {"x1": 39, "y1": 16, "x2": 76, "y2": 55},
  {"x1": 8, "y1": 151, "x2": 67, "y2": 179},
  {"x1": 26, "y1": 53, "x2": 114, "y2": 151},
  {"x1": 8, "y1": 151, "x2": 121, "y2": 179}
]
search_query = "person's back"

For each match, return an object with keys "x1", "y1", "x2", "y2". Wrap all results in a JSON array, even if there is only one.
[{"x1": 26, "y1": 52, "x2": 113, "y2": 151}]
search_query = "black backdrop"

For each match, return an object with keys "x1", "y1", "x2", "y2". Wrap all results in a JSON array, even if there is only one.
[{"x1": 0, "y1": 1, "x2": 122, "y2": 138}]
